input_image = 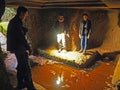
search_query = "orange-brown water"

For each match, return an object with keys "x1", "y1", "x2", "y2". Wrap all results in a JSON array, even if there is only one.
[{"x1": 32, "y1": 61, "x2": 115, "y2": 90}]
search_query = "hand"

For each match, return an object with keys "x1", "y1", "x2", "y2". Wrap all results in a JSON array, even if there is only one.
[
  {"x1": 27, "y1": 49, "x2": 33, "y2": 55},
  {"x1": 79, "y1": 35, "x2": 81, "y2": 38},
  {"x1": 29, "y1": 49, "x2": 33, "y2": 55},
  {"x1": 66, "y1": 34, "x2": 69, "y2": 38},
  {"x1": 87, "y1": 35, "x2": 90, "y2": 39}
]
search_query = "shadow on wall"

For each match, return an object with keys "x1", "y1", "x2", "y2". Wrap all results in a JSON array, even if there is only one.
[{"x1": 88, "y1": 10, "x2": 109, "y2": 49}]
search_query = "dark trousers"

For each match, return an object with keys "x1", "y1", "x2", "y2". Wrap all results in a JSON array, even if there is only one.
[{"x1": 15, "y1": 50, "x2": 35, "y2": 90}]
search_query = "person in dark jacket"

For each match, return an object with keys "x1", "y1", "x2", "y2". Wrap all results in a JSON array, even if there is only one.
[
  {"x1": 55, "y1": 15, "x2": 69, "y2": 53},
  {"x1": 79, "y1": 13, "x2": 92, "y2": 54},
  {"x1": 7, "y1": 6, "x2": 36, "y2": 90}
]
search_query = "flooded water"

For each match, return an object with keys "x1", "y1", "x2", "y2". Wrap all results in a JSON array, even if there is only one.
[{"x1": 32, "y1": 61, "x2": 115, "y2": 90}]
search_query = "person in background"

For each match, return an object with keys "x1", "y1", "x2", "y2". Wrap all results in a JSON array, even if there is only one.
[
  {"x1": 7, "y1": 6, "x2": 36, "y2": 90},
  {"x1": 55, "y1": 15, "x2": 69, "y2": 53},
  {"x1": 79, "y1": 13, "x2": 92, "y2": 54}
]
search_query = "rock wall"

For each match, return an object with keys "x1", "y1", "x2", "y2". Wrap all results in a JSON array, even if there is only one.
[
  {"x1": 26, "y1": 9, "x2": 42, "y2": 51},
  {"x1": 101, "y1": 9, "x2": 120, "y2": 52}
]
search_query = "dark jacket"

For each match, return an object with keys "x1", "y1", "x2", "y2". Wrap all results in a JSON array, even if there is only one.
[
  {"x1": 79, "y1": 19, "x2": 91, "y2": 36},
  {"x1": 7, "y1": 15, "x2": 30, "y2": 52},
  {"x1": 55, "y1": 20, "x2": 68, "y2": 34}
]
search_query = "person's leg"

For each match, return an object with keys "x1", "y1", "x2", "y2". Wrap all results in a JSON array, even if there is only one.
[
  {"x1": 15, "y1": 52, "x2": 26, "y2": 89},
  {"x1": 61, "y1": 33, "x2": 66, "y2": 50},
  {"x1": 22, "y1": 51, "x2": 36, "y2": 90},
  {"x1": 57, "y1": 34, "x2": 61, "y2": 45},
  {"x1": 83, "y1": 36, "x2": 88, "y2": 53},
  {"x1": 16, "y1": 70, "x2": 26, "y2": 89},
  {"x1": 15, "y1": 50, "x2": 36, "y2": 90},
  {"x1": 57, "y1": 34, "x2": 62, "y2": 52},
  {"x1": 79, "y1": 36, "x2": 84, "y2": 52}
]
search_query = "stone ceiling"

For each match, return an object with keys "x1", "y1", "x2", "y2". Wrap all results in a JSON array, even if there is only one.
[{"x1": 5, "y1": 0, "x2": 120, "y2": 9}]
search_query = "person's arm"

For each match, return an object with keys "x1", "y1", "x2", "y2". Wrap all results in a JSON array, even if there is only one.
[
  {"x1": 15, "y1": 24, "x2": 31, "y2": 51},
  {"x1": 87, "y1": 20, "x2": 92, "y2": 39},
  {"x1": 79, "y1": 22, "x2": 83, "y2": 38}
]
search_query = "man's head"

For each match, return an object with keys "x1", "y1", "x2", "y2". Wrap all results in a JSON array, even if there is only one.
[
  {"x1": 17, "y1": 6, "x2": 28, "y2": 21},
  {"x1": 58, "y1": 15, "x2": 64, "y2": 23},
  {"x1": 82, "y1": 13, "x2": 88, "y2": 21}
]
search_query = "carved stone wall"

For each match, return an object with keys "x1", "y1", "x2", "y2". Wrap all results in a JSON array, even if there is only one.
[
  {"x1": 101, "y1": 9, "x2": 120, "y2": 51},
  {"x1": 26, "y1": 9, "x2": 42, "y2": 51}
]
